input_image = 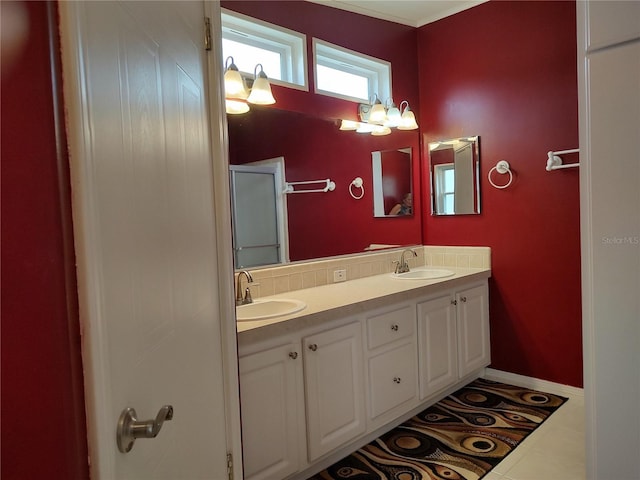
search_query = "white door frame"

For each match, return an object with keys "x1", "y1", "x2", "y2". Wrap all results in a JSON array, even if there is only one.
[{"x1": 203, "y1": 5, "x2": 244, "y2": 478}]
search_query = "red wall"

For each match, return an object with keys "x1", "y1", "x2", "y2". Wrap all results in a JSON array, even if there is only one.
[
  {"x1": 418, "y1": 1, "x2": 583, "y2": 387},
  {"x1": 223, "y1": 1, "x2": 423, "y2": 261},
  {"x1": 0, "y1": 7, "x2": 582, "y2": 478},
  {"x1": 221, "y1": 1, "x2": 420, "y2": 121},
  {"x1": 1, "y1": 2, "x2": 89, "y2": 478}
]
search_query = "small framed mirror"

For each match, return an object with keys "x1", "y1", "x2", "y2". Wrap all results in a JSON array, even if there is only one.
[
  {"x1": 428, "y1": 136, "x2": 480, "y2": 215},
  {"x1": 372, "y1": 147, "x2": 413, "y2": 217}
]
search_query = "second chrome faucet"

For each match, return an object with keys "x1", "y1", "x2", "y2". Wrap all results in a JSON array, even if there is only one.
[
  {"x1": 394, "y1": 249, "x2": 417, "y2": 274},
  {"x1": 235, "y1": 270, "x2": 254, "y2": 306}
]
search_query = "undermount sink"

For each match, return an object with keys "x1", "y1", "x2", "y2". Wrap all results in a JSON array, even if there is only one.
[
  {"x1": 236, "y1": 298, "x2": 307, "y2": 321},
  {"x1": 391, "y1": 268, "x2": 455, "y2": 280}
]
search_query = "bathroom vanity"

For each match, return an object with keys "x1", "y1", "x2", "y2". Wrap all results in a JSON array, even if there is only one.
[{"x1": 237, "y1": 266, "x2": 490, "y2": 480}]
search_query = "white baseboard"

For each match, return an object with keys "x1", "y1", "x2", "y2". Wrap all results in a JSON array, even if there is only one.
[{"x1": 483, "y1": 368, "x2": 584, "y2": 399}]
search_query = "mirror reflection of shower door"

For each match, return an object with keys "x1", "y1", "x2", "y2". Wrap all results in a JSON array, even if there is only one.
[{"x1": 230, "y1": 163, "x2": 287, "y2": 268}]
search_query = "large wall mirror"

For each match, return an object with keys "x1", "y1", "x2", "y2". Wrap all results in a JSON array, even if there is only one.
[
  {"x1": 227, "y1": 107, "x2": 421, "y2": 267},
  {"x1": 428, "y1": 136, "x2": 481, "y2": 215}
]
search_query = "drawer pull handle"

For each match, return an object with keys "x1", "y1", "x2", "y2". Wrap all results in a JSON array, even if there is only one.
[
  {"x1": 451, "y1": 299, "x2": 457, "y2": 306},
  {"x1": 390, "y1": 324, "x2": 399, "y2": 331},
  {"x1": 461, "y1": 296, "x2": 467, "y2": 302},
  {"x1": 393, "y1": 377, "x2": 402, "y2": 384},
  {"x1": 308, "y1": 344, "x2": 318, "y2": 352},
  {"x1": 288, "y1": 352, "x2": 298, "y2": 359}
]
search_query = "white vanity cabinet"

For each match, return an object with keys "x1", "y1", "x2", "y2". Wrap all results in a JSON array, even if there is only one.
[
  {"x1": 365, "y1": 304, "x2": 419, "y2": 427},
  {"x1": 237, "y1": 275, "x2": 490, "y2": 480},
  {"x1": 418, "y1": 282, "x2": 490, "y2": 399},
  {"x1": 303, "y1": 321, "x2": 366, "y2": 461},
  {"x1": 238, "y1": 341, "x2": 305, "y2": 480}
]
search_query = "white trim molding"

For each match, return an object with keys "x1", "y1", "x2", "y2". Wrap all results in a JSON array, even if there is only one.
[{"x1": 483, "y1": 368, "x2": 584, "y2": 400}]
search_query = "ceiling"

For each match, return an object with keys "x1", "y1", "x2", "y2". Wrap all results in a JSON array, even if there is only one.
[{"x1": 308, "y1": 0, "x2": 487, "y2": 27}]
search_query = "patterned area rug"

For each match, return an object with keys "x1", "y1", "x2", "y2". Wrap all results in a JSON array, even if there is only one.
[{"x1": 309, "y1": 378, "x2": 567, "y2": 480}]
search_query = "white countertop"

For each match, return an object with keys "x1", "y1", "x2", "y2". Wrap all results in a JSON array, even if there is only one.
[{"x1": 237, "y1": 266, "x2": 491, "y2": 341}]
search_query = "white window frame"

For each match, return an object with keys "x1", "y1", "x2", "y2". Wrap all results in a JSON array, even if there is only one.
[
  {"x1": 313, "y1": 38, "x2": 392, "y2": 103},
  {"x1": 434, "y1": 163, "x2": 456, "y2": 215},
  {"x1": 221, "y1": 9, "x2": 308, "y2": 91}
]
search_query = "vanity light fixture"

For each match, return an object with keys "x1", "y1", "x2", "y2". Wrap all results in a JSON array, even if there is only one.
[
  {"x1": 223, "y1": 56, "x2": 276, "y2": 115},
  {"x1": 368, "y1": 94, "x2": 387, "y2": 124},
  {"x1": 339, "y1": 119, "x2": 359, "y2": 131},
  {"x1": 384, "y1": 100, "x2": 402, "y2": 128},
  {"x1": 355, "y1": 122, "x2": 375, "y2": 134},
  {"x1": 397, "y1": 101, "x2": 418, "y2": 130},
  {"x1": 339, "y1": 95, "x2": 418, "y2": 135},
  {"x1": 247, "y1": 64, "x2": 276, "y2": 105}
]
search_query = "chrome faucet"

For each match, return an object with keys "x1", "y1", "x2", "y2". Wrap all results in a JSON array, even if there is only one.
[
  {"x1": 394, "y1": 249, "x2": 417, "y2": 274},
  {"x1": 235, "y1": 270, "x2": 254, "y2": 306}
]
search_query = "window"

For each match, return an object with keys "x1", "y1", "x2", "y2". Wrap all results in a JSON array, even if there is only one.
[
  {"x1": 434, "y1": 164, "x2": 456, "y2": 215},
  {"x1": 313, "y1": 38, "x2": 391, "y2": 103},
  {"x1": 221, "y1": 10, "x2": 307, "y2": 90}
]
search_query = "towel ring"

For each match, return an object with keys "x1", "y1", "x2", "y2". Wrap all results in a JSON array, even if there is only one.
[
  {"x1": 488, "y1": 160, "x2": 513, "y2": 189},
  {"x1": 349, "y1": 177, "x2": 365, "y2": 199}
]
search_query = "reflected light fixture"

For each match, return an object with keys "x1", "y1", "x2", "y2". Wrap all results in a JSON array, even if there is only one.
[
  {"x1": 223, "y1": 57, "x2": 276, "y2": 114},
  {"x1": 339, "y1": 119, "x2": 359, "y2": 131},
  {"x1": 339, "y1": 95, "x2": 418, "y2": 135},
  {"x1": 371, "y1": 125, "x2": 392, "y2": 136},
  {"x1": 355, "y1": 122, "x2": 375, "y2": 134}
]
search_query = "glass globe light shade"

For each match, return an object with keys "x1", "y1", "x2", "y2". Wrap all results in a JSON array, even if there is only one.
[{"x1": 225, "y1": 99, "x2": 250, "y2": 115}]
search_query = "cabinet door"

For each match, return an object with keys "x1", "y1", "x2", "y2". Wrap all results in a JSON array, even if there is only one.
[
  {"x1": 585, "y1": 1, "x2": 640, "y2": 51},
  {"x1": 457, "y1": 284, "x2": 491, "y2": 378},
  {"x1": 417, "y1": 294, "x2": 458, "y2": 399},
  {"x1": 239, "y1": 342, "x2": 304, "y2": 480},
  {"x1": 303, "y1": 322, "x2": 366, "y2": 461},
  {"x1": 368, "y1": 341, "x2": 418, "y2": 422}
]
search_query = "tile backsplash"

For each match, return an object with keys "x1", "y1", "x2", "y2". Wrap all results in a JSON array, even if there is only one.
[{"x1": 240, "y1": 246, "x2": 491, "y2": 299}]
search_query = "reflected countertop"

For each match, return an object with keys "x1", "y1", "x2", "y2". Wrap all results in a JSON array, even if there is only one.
[{"x1": 236, "y1": 266, "x2": 491, "y2": 343}]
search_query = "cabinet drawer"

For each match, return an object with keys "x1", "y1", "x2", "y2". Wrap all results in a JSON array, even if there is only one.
[
  {"x1": 368, "y1": 342, "x2": 417, "y2": 420},
  {"x1": 366, "y1": 304, "x2": 415, "y2": 350}
]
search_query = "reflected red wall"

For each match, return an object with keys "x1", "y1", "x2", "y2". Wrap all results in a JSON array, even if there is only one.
[
  {"x1": 223, "y1": 1, "x2": 422, "y2": 260},
  {"x1": 1, "y1": 1, "x2": 89, "y2": 478},
  {"x1": 381, "y1": 150, "x2": 412, "y2": 214},
  {"x1": 419, "y1": 1, "x2": 583, "y2": 387}
]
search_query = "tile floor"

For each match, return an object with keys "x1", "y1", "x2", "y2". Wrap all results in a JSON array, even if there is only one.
[{"x1": 485, "y1": 392, "x2": 585, "y2": 480}]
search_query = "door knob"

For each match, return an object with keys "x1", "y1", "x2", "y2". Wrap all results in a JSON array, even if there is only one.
[{"x1": 117, "y1": 405, "x2": 173, "y2": 453}]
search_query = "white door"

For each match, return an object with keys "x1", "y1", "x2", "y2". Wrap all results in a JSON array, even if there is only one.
[{"x1": 59, "y1": 2, "x2": 239, "y2": 478}]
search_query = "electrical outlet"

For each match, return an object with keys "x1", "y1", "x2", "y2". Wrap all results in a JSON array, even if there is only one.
[{"x1": 333, "y1": 269, "x2": 347, "y2": 283}]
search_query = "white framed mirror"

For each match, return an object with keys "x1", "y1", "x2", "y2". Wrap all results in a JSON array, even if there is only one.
[{"x1": 428, "y1": 136, "x2": 480, "y2": 215}]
